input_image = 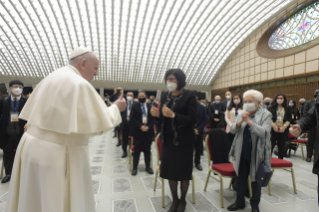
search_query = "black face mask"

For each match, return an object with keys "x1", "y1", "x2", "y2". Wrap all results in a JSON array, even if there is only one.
[
  {"x1": 139, "y1": 98, "x2": 146, "y2": 103},
  {"x1": 265, "y1": 102, "x2": 270, "y2": 106},
  {"x1": 315, "y1": 93, "x2": 319, "y2": 98},
  {"x1": 150, "y1": 99, "x2": 154, "y2": 102}
]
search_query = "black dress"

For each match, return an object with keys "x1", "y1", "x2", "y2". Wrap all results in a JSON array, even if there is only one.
[{"x1": 159, "y1": 90, "x2": 197, "y2": 181}]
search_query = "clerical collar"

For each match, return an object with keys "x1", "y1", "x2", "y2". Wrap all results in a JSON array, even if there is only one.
[
  {"x1": 11, "y1": 95, "x2": 21, "y2": 101},
  {"x1": 67, "y1": 65, "x2": 81, "y2": 76}
]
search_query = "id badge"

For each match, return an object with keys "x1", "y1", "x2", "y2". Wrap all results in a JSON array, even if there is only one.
[
  {"x1": 215, "y1": 110, "x2": 219, "y2": 115},
  {"x1": 277, "y1": 116, "x2": 282, "y2": 121},
  {"x1": 10, "y1": 112, "x2": 19, "y2": 122},
  {"x1": 142, "y1": 115, "x2": 147, "y2": 124},
  {"x1": 292, "y1": 114, "x2": 294, "y2": 119}
]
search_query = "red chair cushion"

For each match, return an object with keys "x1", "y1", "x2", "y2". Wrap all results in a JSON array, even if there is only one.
[
  {"x1": 271, "y1": 158, "x2": 293, "y2": 168},
  {"x1": 206, "y1": 137, "x2": 213, "y2": 161},
  {"x1": 156, "y1": 136, "x2": 162, "y2": 160},
  {"x1": 131, "y1": 145, "x2": 134, "y2": 151},
  {"x1": 290, "y1": 139, "x2": 307, "y2": 144},
  {"x1": 212, "y1": 163, "x2": 236, "y2": 176},
  {"x1": 288, "y1": 133, "x2": 295, "y2": 139}
]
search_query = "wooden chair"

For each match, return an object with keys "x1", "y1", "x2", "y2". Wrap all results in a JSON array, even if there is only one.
[
  {"x1": 204, "y1": 135, "x2": 252, "y2": 208},
  {"x1": 129, "y1": 136, "x2": 153, "y2": 171},
  {"x1": 268, "y1": 157, "x2": 297, "y2": 195},
  {"x1": 153, "y1": 133, "x2": 195, "y2": 208},
  {"x1": 0, "y1": 160, "x2": 3, "y2": 179}
]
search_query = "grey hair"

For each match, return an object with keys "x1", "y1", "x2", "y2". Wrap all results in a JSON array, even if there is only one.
[
  {"x1": 214, "y1": 95, "x2": 221, "y2": 100},
  {"x1": 264, "y1": 97, "x2": 270, "y2": 101},
  {"x1": 299, "y1": 98, "x2": 306, "y2": 102},
  {"x1": 243, "y1": 89, "x2": 263, "y2": 102},
  {"x1": 69, "y1": 52, "x2": 96, "y2": 65}
]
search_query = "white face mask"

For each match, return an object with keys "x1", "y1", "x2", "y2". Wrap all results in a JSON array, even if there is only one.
[
  {"x1": 12, "y1": 88, "x2": 22, "y2": 96},
  {"x1": 244, "y1": 102, "x2": 256, "y2": 112},
  {"x1": 226, "y1": 95, "x2": 231, "y2": 100},
  {"x1": 127, "y1": 96, "x2": 133, "y2": 102},
  {"x1": 167, "y1": 82, "x2": 177, "y2": 92}
]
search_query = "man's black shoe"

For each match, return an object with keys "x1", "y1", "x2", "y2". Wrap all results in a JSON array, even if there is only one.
[
  {"x1": 121, "y1": 152, "x2": 127, "y2": 158},
  {"x1": 227, "y1": 203, "x2": 245, "y2": 211},
  {"x1": 195, "y1": 164, "x2": 203, "y2": 171},
  {"x1": 252, "y1": 208, "x2": 260, "y2": 212},
  {"x1": 131, "y1": 168, "x2": 138, "y2": 176},
  {"x1": 146, "y1": 167, "x2": 154, "y2": 174},
  {"x1": 2, "y1": 175, "x2": 11, "y2": 183}
]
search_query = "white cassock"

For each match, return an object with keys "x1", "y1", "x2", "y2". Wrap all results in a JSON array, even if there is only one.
[{"x1": 5, "y1": 65, "x2": 122, "y2": 212}]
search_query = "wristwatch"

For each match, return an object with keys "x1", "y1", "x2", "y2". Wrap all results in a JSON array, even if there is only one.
[{"x1": 172, "y1": 113, "x2": 175, "y2": 118}]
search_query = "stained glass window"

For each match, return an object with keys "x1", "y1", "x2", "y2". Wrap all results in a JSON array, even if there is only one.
[{"x1": 269, "y1": 2, "x2": 319, "y2": 50}]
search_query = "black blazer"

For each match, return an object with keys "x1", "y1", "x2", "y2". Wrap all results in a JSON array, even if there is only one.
[
  {"x1": 270, "y1": 106, "x2": 292, "y2": 127},
  {"x1": 221, "y1": 100, "x2": 228, "y2": 113},
  {"x1": 120, "y1": 101, "x2": 138, "y2": 130},
  {"x1": 209, "y1": 103, "x2": 224, "y2": 127},
  {"x1": 130, "y1": 102, "x2": 156, "y2": 139},
  {"x1": 0, "y1": 96, "x2": 27, "y2": 148},
  {"x1": 157, "y1": 90, "x2": 197, "y2": 146}
]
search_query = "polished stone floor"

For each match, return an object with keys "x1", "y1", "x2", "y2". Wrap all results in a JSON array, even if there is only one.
[{"x1": 0, "y1": 130, "x2": 317, "y2": 212}]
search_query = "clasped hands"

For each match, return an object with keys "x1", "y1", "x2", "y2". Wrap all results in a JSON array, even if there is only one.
[
  {"x1": 289, "y1": 124, "x2": 302, "y2": 137},
  {"x1": 273, "y1": 126, "x2": 286, "y2": 133},
  {"x1": 150, "y1": 105, "x2": 174, "y2": 118},
  {"x1": 240, "y1": 111, "x2": 252, "y2": 125},
  {"x1": 140, "y1": 125, "x2": 149, "y2": 132}
]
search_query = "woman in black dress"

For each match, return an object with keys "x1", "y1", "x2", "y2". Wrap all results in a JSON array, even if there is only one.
[{"x1": 151, "y1": 69, "x2": 197, "y2": 212}]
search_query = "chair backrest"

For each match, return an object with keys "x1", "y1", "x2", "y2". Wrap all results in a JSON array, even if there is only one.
[
  {"x1": 155, "y1": 133, "x2": 162, "y2": 166},
  {"x1": 205, "y1": 135, "x2": 212, "y2": 168},
  {"x1": 288, "y1": 133, "x2": 295, "y2": 139}
]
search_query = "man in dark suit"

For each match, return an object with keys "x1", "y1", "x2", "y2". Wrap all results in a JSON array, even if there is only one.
[
  {"x1": 110, "y1": 87, "x2": 126, "y2": 146},
  {"x1": 221, "y1": 91, "x2": 232, "y2": 114},
  {"x1": 149, "y1": 95, "x2": 158, "y2": 107},
  {"x1": 130, "y1": 91, "x2": 156, "y2": 176},
  {"x1": 304, "y1": 89, "x2": 319, "y2": 162},
  {"x1": 0, "y1": 80, "x2": 27, "y2": 183},
  {"x1": 209, "y1": 95, "x2": 224, "y2": 129},
  {"x1": 194, "y1": 91, "x2": 207, "y2": 171},
  {"x1": 121, "y1": 91, "x2": 138, "y2": 158},
  {"x1": 298, "y1": 98, "x2": 306, "y2": 117}
]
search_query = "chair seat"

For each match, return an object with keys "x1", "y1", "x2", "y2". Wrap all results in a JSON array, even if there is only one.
[
  {"x1": 271, "y1": 158, "x2": 293, "y2": 168},
  {"x1": 212, "y1": 163, "x2": 236, "y2": 176},
  {"x1": 290, "y1": 139, "x2": 307, "y2": 144}
]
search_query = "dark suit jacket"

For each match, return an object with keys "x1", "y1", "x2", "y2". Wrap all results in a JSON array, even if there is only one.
[
  {"x1": 0, "y1": 96, "x2": 27, "y2": 148},
  {"x1": 298, "y1": 101, "x2": 319, "y2": 174},
  {"x1": 195, "y1": 102, "x2": 208, "y2": 136},
  {"x1": 221, "y1": 100, "x2": 228, "y2": 113},
  {"x1": 130, "y1": 102, "x2": 156, "y2": 139},
  {"x1": 157, "y1": 90, "x2": 197, "y2": 146},
  {"x1": 304, "y1": 99, "x2": 316, "y2": 125},
  {"x1": 121, "y1": 101, "x2": 139, "y2": 130},
  {"x1": 209, "y1": 103, "x2": 224, "y2": 128}
]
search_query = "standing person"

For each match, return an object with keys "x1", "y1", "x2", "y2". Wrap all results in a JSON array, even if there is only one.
[
  {"x1": 130, "y1": 91, "x2": 155, "y2": 176},
  {"x1": 4, "y1": 47, "x2": 126, "y2": 212},
  {"x1": 269, "y1": 94, "x2": 292, "y2": 159},
  {"x1": 262, "y1": 97, "x2": 271, "y2": 109},
  {"x1": 290, "y1": 95, "x2": 319, "y2": 204},
  {"x1": 150, "y1": 69, "x2": 197, "y2": 212},
  {"x1": 110, "y1": 87, "x2": 125, "y2": 146},
  {"x1": 288, "y1": 100, "x2": 300, "y2": 124},
  {"x1": 225, "y1": 94, "x2": 243, "y2": 145},
  {"x1": 149, "y1": 95, "x2": 158, "y2": 107},
  {"x1": 303, "y1": 89, "x2": 319, "y2": 162},
  {"x1": 209, "y1": 95, "x2": 224, "y2": 129},
  {"x1": 194, "y1": 91, "x2": 207, "y2": 171},
  {"x1": 121, "y1": 92, "x2": 138, "y2": 158},
  {"x1": 221, "y1": 91, "x2": 232, "y2": 113},
  {"x1": 0, "y1": 80, "x2": 28, "y2": 183},
  {"x1": 298, "y1": 98, "x2": 306, "y2": 117},
  {"x1": 228, "y1": 90, "x2": 272, "y2": 212}
]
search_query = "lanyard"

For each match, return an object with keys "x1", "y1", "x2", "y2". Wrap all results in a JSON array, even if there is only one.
[
  {"x1": 11, "y1": 98, "x2": 21, "y2": 112},
  {"x1": 277, "y1": 107, "x2": 283, "y2": 116},
  {"x1": 235, "y1": 108, "x2": 238, "y2": 116},
  {"x1": 128, "y1": 102, "x2": 132, "y2": 110},
  {"x1": 141, "y1": 105, "x2": 146, "y2": 115}
]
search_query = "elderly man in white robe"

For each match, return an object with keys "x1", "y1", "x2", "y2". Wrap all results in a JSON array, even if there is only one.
[{"x1": 5, "y1": 47, "x2": 126, "y2": 212}]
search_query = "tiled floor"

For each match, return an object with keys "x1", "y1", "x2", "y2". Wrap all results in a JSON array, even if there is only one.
[{"x1": 0, "y1": 130, "x2": 317, "y2": 211}]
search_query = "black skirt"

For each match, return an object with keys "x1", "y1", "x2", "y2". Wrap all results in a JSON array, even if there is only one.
[{"x1": 160, "y1": 140, "x2": 193, "y2": 181}]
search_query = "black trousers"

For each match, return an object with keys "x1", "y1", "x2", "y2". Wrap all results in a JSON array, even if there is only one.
[
  {"x1": 271, "y1": 129, "x2": 288, "y2": 159},
  {"x1": 194, "y1": 134, "x2": 203, "y2": 165},
  {"x1": 228, "y1": 132, "x2": 235, "y2": 146},
  {"x1": 306, "y1": 127, "x2": 317, "y2": 158},
  {"x1": 3, "y1": 134, "x2": 20, "y2": 175},
  {"x1": 122, "y1": 123, "x2": 131, "y2": 153},
  {"x1": 235, "y1": 157, "x2": 261, "y2": 209},
  {"x1": 133, "y1": 137, "x2": 152, "y2": 169}
]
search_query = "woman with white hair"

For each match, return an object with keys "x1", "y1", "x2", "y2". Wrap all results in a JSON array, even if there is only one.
[{"x1": 228, "y1": 90, "x2": 272, "y2": 212}]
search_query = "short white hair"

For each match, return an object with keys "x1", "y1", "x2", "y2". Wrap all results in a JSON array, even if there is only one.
[
  {"x1": 264, "y1": 97, "x2": 270, "y2": 101},
  {"x1": 243, "y1": 89, "x2": 263, "y2": 102},
  {"x1": 214, "y1": 95, "x2": 221, "y2": 100},
  {"x1": 299, "y1": 98, "x2": 306, "y2": 102}
]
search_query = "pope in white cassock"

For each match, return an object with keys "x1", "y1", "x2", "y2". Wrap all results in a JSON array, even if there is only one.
[{"x1": 5, "y1": 47, "x2": 126, "y2": 212}]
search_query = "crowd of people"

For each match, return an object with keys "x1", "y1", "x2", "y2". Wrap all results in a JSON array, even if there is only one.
[{"x1": 0, "y1": 47, "x2": 318, "y2": 212}]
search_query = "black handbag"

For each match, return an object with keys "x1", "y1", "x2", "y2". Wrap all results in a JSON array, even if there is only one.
[{"x1": 256, "y1": 162, "x2": 272, "y2": 187}]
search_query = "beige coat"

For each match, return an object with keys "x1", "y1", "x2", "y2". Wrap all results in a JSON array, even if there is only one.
[
  {"x1": 225, "y1": 108, "x2": 243, "y2": 133},
  {"x1": 5, "y1": 65, "x2": 122, "y2": 212}
]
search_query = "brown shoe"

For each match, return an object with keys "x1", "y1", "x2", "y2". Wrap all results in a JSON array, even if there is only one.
[{"x1": 306, "y1": 157, "x2": 312, "y2": 162}]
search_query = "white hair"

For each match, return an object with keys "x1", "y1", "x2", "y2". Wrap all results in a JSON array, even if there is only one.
[
  {"x1": 264, "y1": 97, "x2": 270, "y2": 101},
  {"x1": 243, "y1": 89, "x2": 263, "y2": 102},
  {"x1": 214, "y1": 95, "x2": 221, "y2": 100},
  {"x1": 299, "y1": 98, "x2": 306, "y2": 102}
]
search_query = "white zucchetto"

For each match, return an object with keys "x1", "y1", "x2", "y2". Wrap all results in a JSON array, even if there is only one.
[{"x1": 69, "y1": 46, "x2": 93, "y2": 60}]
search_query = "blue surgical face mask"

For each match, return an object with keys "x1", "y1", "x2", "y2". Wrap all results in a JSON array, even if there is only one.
[
  {"x1": 289, "y1": 103, "x2": 294, "y2": 107},
  {"x1": 215, "y1": 100, "x2": 220, "y2": 104}
]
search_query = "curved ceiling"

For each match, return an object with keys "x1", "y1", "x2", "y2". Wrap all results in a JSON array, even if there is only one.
[{"x1": 0, "y1": 0, "x2": 295, "y2": 86}]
